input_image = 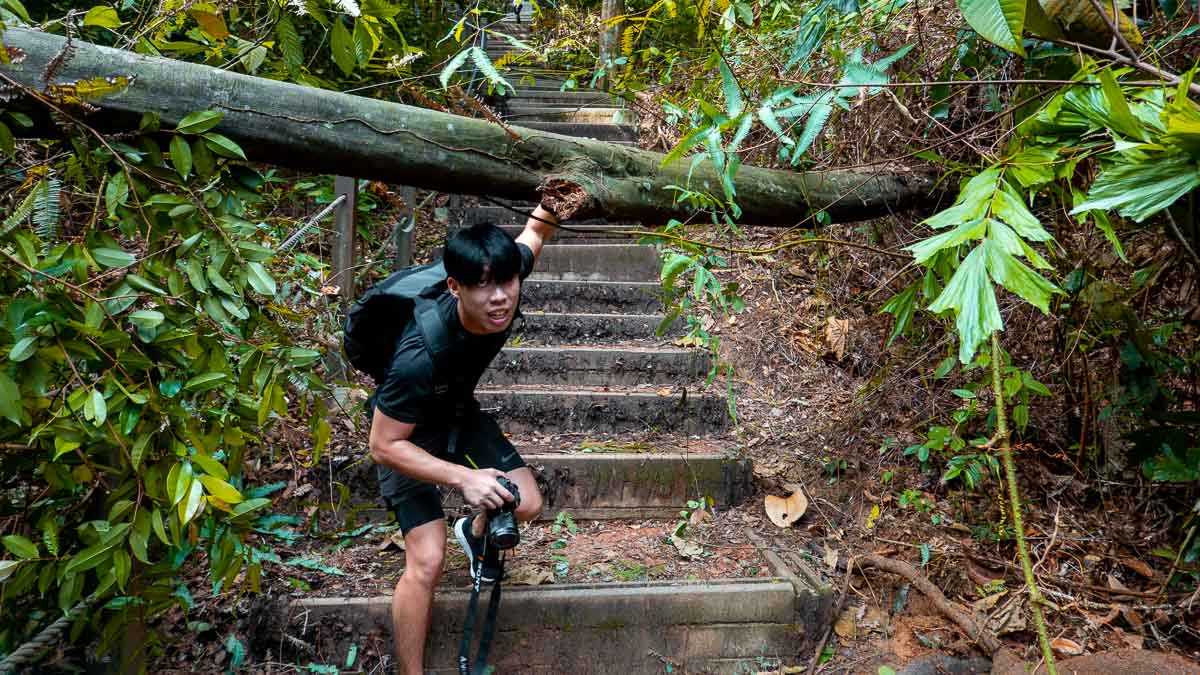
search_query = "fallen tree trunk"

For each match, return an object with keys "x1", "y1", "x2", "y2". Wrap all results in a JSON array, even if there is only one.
[{"x1": 1, "y1": 28, "x2": 939, "y2": 224}]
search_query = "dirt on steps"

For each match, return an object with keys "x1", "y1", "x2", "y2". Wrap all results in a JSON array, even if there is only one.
[{"x1": 992, "y1": 647, "x2": 1200, "y2": 675}]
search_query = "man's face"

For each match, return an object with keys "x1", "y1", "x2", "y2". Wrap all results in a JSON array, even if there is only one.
[{"x1": 447, "y1": 273, "x2": 520, "y2": 335}]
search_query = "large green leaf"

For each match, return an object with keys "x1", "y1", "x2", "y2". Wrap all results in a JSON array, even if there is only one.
[
  {"x1": 202, "y1": 133, "x2": 246, "y2": 160},
  {"x1": 991, "y1": 187, "x2": 1051, "y2": 241},
  {"x1": 2, "y1": 534, "x2": 38, "y2": 559},
  {"x1": 928, "y1": 245, "x2": 1004, "y2": 363},
  {"x1": 1099, "y1": 69, "x2": 1146, "y2": 141},
  {"x1": 983, "y1": 237, "x2": 1060, "y2": 313},
  {"x1": 277, "y1": 14, "x2": 304, "y2": 74},
  {"x1": 92, "y1": 247, "x2": 136, "y2": 268},
  {"x1": 331, "y1": 18, "x2": 356, "y2": 77},
  {"x1": 245, "y1": 262, "x2": 277, "y2": 296},
  {"x1": 660, "y1": 124, "x2": 711, "y2": 168},
  {"x1": 1071, "y1": 151, "x2": 1200, "y2": 222},
  {"x1": 199, "y1": 475, "x2": 243, "y2": 504},
  {"x1": 957, "y1": 0, "x2": 1026, "y2": 54},
  {"x1": 179, "y1": 479, "x2": 205, "y2": 525},
  {"x1": 8, "y1": 336, "x2": 37, "y2": 362},
  {"x1": 0, "y1": 372, "x2": 20, "y2": 425},
  {"x1": 718, "y1": 57, "x2": 744, "y2": 117},
  {"x1": 906, "y1": 218, "x2": 988, "y2": 263},
  {"x1": 176, "y1": 110, "x2": 223, "y2": 135}
]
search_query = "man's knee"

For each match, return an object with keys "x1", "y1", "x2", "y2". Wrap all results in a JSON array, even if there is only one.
[
  {"x1": 515, "y1": 484, "x2": 543, "y2": 522},
  {"x1": 401, "y1": 525, "x2": 446, "y2": 587}
]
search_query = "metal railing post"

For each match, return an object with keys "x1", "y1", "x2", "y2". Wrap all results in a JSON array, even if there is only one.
[{"x1": 331, "y1": 176, "x2": 358, "y2": 308}]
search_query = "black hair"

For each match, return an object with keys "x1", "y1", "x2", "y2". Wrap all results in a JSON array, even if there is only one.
[{"x1": 443, "y1": 223, "x2": 522, "y2": 286}]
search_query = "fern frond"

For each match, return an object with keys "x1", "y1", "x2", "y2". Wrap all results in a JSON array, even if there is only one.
[
  {"x1": 493, "y1": 51, "x2": 521, "y2": 71},
  {"x1": 621, "y1": 26, "x2": 639, "y2": 55},
  {"x1": 276, "y1": 13, "x2": 304, "y2": 74},
  {"x1": 469, "y1": 47, "x2": 513, "y2": 95},
  {"x1": 1, "y1": 178, "x2": 41, "y2": 239},
  {"x1": 33, "y1": 178, "x2": 61, "y2": 242}
]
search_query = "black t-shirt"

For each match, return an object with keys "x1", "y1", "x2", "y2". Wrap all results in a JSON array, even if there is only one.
[{"x1": 372, "y1": 242, "x2": 534, "y2": 438}]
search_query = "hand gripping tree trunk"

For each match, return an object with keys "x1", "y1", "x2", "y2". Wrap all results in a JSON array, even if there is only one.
[{"x1": 1, "y1": 27, "x2": 940, "y2": 225}]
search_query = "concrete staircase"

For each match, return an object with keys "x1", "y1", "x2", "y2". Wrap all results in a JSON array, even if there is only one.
[{"x1": 287, "y1": 12, "x2": 831, "y2": 673}]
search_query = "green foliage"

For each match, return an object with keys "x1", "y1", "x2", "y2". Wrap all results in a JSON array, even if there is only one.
[
  {"x1": 0, "y1": 0, "x2": 456, "y2": 658},
  {"x1": 956, "y1": 0, "x2": 1026, "y2": 54}
]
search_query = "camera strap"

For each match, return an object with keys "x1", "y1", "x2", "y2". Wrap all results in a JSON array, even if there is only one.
[{"x1": 458, "y1": 548, "x2": 504, "y2": 675}]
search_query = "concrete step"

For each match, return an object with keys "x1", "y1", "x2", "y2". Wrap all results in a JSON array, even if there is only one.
[
  {"x1": 503, "y1": 75, "x2": 573, "y2": 89},
  {"x1": 485, "y1": 345, "x2": 710, "y2": 387},
  {"x1": 444, "y1": 452, "x2": 751, "y2": 518},
  {"x1": 505, "y1": 106, "x2": 623, "y2": 124},
  {"x1": 291, "y1": 577, "x2": 822, "y2": 674},
  {"x1": 477, "y1": 387, "x2": 726, "y2": 434},
  {"x1": 514, "y1": 311, "x2": 680, "y2": 342},
  {"x1": 531, "y1": 244, "x2": 658, "y2": 282},
  {"x1": 506, "y1": 90, "x2": 613, "y2": 105},
  {"x1": 521, "y1": 280, "x2": 661, "y2": 314},
  {"x1": 515, "y1": 121, "x2": 638, "y2": 143},
  {"x1": 508, "y1": 88, "x2": 601, "y2": 102},
  {"x1": 464, "y1": 207, "x2": 631, "y2": 229}
]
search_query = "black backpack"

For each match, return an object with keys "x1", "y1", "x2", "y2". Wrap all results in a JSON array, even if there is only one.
[{"x1": 343, "y1": 261, "x2": 454, "y2": 383}]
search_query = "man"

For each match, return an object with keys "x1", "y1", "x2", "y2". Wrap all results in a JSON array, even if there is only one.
[{"x1": 368, "y1": 204, "x2": 558, "y2": 674}]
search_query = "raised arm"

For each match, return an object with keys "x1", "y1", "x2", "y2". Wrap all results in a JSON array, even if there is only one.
[{"x1": 514, "y1": 203, "x2": 559, "y2": 263}]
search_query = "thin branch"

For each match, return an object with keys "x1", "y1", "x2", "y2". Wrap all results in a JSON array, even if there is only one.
[
  {"x1": 1, "y1": 249, "x2": 101, "y2": 302},
  {"x1": 628, "y1": 229, "x2": 911, "y2": 259},
  {"x1": 1165, "y1": 210, "x2": 1200, "y2": 270},
  {"x1": 784, "y1": 77, "x2": 1159, "y2": 89},
  {"x1": 1054, "y1": 38, "x2": 1200, "y2": 99}
]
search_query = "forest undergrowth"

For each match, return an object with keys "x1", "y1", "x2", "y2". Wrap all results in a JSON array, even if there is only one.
[{"x1": 2, "y1": 0, "x2": 1200, "y2": 671}]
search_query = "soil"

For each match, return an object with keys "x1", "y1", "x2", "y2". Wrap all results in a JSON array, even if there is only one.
[{"x1": 268, "y1": 513, "x2": 772, "y2": 599}]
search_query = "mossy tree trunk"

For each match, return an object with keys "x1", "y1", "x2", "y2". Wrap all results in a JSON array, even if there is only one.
[{"x1": 2, "y1": 27, "x2": 940, "y2": 225}]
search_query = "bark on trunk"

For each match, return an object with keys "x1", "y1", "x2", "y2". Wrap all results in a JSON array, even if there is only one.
[
  {"x1": 1, "y1": 28, "x2": 940, "y2": 225},
  {"x1": 599, "y1": 0, "x2": 624, "y2": 90}
]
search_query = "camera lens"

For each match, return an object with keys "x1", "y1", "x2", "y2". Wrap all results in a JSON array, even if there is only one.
[{"x1": 487, "y1": 510, "x2": 520, "y2": 549}]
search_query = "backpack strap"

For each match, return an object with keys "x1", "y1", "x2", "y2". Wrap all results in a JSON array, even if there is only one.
[
  {"x1": 414, "y1": 297, "x2": 453, "y2": 370},
  {"x1": 414, "y1": 296, "x2": 465, "y2": 455}
]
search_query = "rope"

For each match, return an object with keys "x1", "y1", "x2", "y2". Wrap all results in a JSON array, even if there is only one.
[{"x1": 0, "y1": 602, "x2": 88, "y2": 673}]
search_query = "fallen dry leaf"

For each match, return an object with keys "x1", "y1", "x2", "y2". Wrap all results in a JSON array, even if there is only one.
[
  {"x1": 506, "y1": 564, "x2": 554, "y2": 586},
  {"x1": 1120, "y1": 556, "x2": 1159, "y2": 580},
  {"x1": 1050, "y1": 637, "x2": 1084, "y2": 656},
  {"x1": 689, "y1": 508, "x2": 712, "y2": 527},
  {"x1": 1113, "y1": 626, "x2": 1143, "y2": 650},
  {"x1": 985, "y1": 597, "x2": 1026, "y2": 636},
  {"x1": 972, "y1": 591, "x2": 1007, "y2": 612},
  {"x1": 825, "y1": 316, "x2": 850, "y2": 360},
  {"x1": 1080, "y1": 607, "x2": 1120, "y2": 628},
  {"x1": 764, "y1": 489, "x2": 808, "y2": 528},
  {"x1": 823, "y1": 546, "x2": 839, "y2": 570},
  {"x1": 377, "y1": 530, "x2": 406, "y2": 552},
  {"x1": 860, "y1": 606, "x2": 890, "y2": 633},
  {"x1": 670, "y1": 534, "x2": 703, "y2": 559},
  {"x1": 833, "y1": 607, "x2": 860, "y2": 638}
]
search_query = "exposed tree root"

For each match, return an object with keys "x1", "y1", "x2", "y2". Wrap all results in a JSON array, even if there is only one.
[{"x1": 807, "y1": 553, "x2": 1002, "y2": 674}]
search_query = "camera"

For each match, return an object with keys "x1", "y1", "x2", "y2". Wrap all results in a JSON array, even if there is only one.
[{"x1": 486, "y1": 477, "x2": 521, "y2": 550}]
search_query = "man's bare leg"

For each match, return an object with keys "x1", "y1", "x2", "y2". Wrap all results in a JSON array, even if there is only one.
[{"x1": 392, "y1": 520, "x2": 446, "y2": 675}]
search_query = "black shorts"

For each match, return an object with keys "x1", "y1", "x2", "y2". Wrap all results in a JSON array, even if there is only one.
[{"x1": 378, "y1": 412, "x2": 525, "y2": 534}]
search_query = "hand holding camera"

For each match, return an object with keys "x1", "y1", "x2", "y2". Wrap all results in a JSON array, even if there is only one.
[
  {"x1": 458, "y1": 467, "x2": 514, "y2": 511},
  {"x1": 486, "y1": 476, "x2": 521, "y2": 550}
]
